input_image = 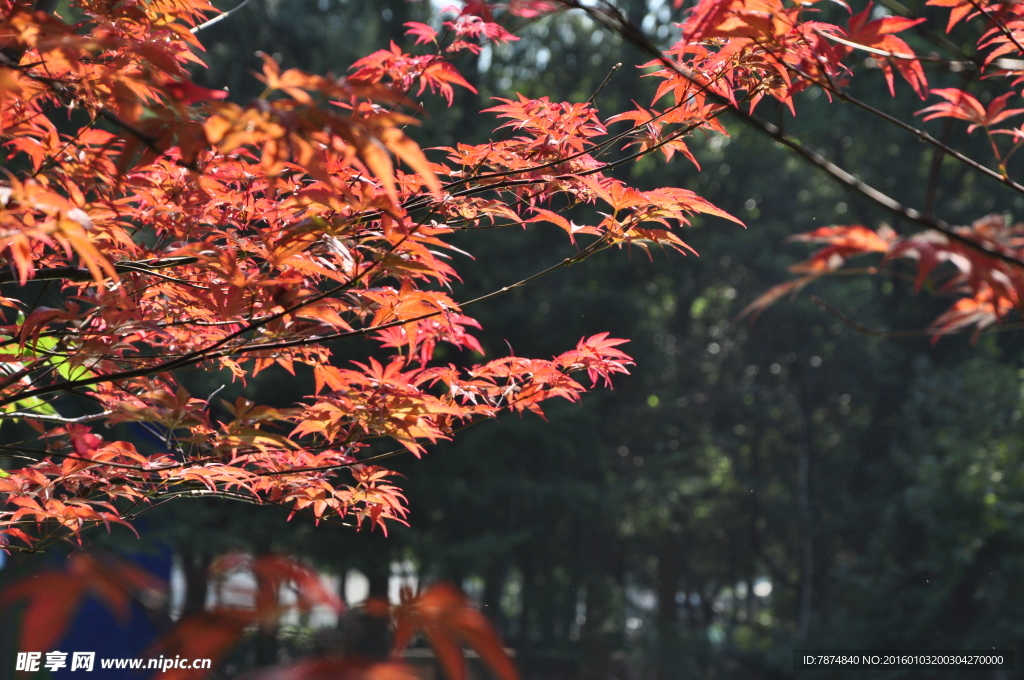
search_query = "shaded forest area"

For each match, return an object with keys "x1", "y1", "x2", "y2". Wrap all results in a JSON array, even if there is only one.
[{"x1": 4, "y1": 1, "x2": 1024, "y2": 679}]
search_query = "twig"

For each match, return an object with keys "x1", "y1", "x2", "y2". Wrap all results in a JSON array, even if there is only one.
[
  {"x1": 763, "y1": 46, "x2": 1024, "y2": 199},
  {"x1": 970, "y1": 0, "x2": 1024, "y2": 61},
  {"x1": 0, "y1": 444, "x2": 182, "y2": 472},
  {"x1": 0, "y1": 256, "x2": 199, "y2": 285},
  {"x1": 587, "y1": 62, "x2": 622, "y2": 107},
  {"x1": 0, "y1": 53, "x2": 198, "y2": 171},
  {"x1": 0, "y1": 409, "x2": 112, "y2": 423},
  {"x1": 207, "y1": 239, "x2": 614, "y2": 358},
  {"x1": 569, "y1": 0, "x2": 1024, "y2": 270},
  {"x1": 191, "y1": 0, "x2": 257, "y2": 34},
  {"x1": 925, "y1": 72, "x2": 974, "y2": 216},
  {"x1": 809, "y1": 295, "x2": 1024, "y2": 337},
  {"x1": 874, "y1": 0, "x2": 974, "y2": 60}
]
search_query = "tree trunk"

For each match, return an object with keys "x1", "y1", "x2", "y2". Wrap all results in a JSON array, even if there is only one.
[
  {"x1": 482, "y1": 564, "x2": 506, "y2": 634},
  {"x1": 179, "y1": 547, "x2": 211, "y2": 618},
  {"x1": 796, "y1": 395, "x2": 814, "y2": 642},
  {"x1": 579, "y1": 575, "x2": 616, "y2": 680},
  {"x1": 655, "y1": 541, "x2": 683, "y2": 680},
  {"x1": 253, "y1": 545, "x2": 279, "y2": 667},
  {"x1": 339, "y1": 559, "x2": 391, "y2": 661}
]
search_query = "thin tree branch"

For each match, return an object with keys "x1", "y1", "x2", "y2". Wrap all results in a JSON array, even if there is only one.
[
  {"x1": 765, "y1": 43, "x2": 1021, "y2": 199},
  {"x1": 587, "y1": 61, "x2": 623, "y2": 106},
  {"x1": 809, "y1": 294, "x2": 1024, "y2": 337},
  {"x1": 569, "y1": 0, "x2": 1024, "y2": 271},
  {"x1": 2, "y1": 217, "x2": 440, "y2": 403},
  {"x1": 0, "y1": 256, "x2": 199, "y2": 285},
  {"x1": 0, "y1": 444, "x2": 183, "y2": 472},
  {"x1": 971, "y1": 0, "x2": 1024, "y2": 60},
  {"x1": 815, "y1": 31, "x2": 1024, "y2": 70},
  {"x1": 0, "y1": 53, "x2": 198, "y2": 171},
  {"x1": 924, "y1": 74, "x2": 973, "y2": 216},
  {"x1": 191, "y1": 0, "x2": 257, "y2": 34},
  {"x1": 0, "y1": 409, "x2": 112, "y2": 423},
  {"x1": 204, "y1": 238, "x2": 613, "y2": 358}
]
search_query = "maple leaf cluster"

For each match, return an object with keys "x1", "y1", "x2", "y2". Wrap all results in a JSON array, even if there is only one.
[
  {"x1": 743, "y1": 217, "x2": 1024, "y2": 338},
  {"x1": 580, "y1": 0, "x2": 1024, "y2": 336},
  {"x1": 695, "y1": 0, "x2": 1024, "y2": 334},
  {"x1": 0, "y1": 0, "x2": 749, "y2": 551}
]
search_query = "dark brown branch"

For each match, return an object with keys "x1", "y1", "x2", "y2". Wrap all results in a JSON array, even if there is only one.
[
  {"x1": 568, "y1": 0, "x2": 1024, "y2": 271},
  {"x1": 809, "y1": 295, "x2": 1024, "y2": 337},
  {"x1": 209, "y1": 238, "x2": 612, "y2": 356},
  {"x1": 0, "y1": 256, "x2": 200, "y2": 284},
  {"x1": 873, "y1": 0, "x2": 975, "y2": 61},
  {"x1": 786, "y1": 42, "x2": 1020, "y2": 198},
  {"x1": 743, "y1": 113, "x2": 1024, "y2": 268},
  {"x1": 0, "y1": 444, "x2": 182, "y2": 472},
  {"x1": 587, "y1": 61, "x2": 622, "y2": 106},
  {"x1": 970, "y1": 0, "x2": 1024, "y2": 61},
  {"x1": 0, "y1": 53, "x2": 197, "y2": 171},
  {"x1": 0, "y1": 235, "x2": 612, "y2": 406},
  {"x1": 924, "y1": 87, "x2": 966, "y2": 217}
]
